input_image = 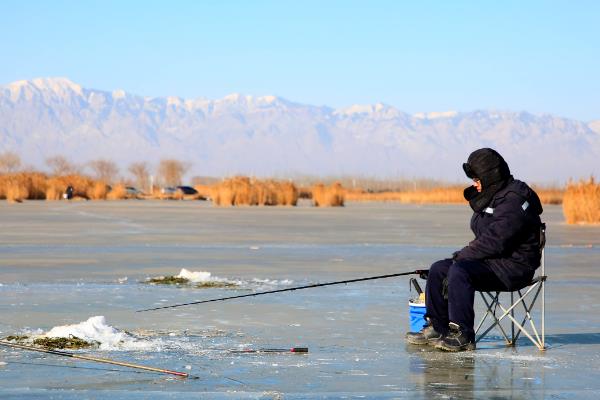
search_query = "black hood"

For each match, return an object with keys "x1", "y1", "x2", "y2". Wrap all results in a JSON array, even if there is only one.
[
  {"x1": 462, "y1": 148, "x2": 511, "y2": 188},
  {"x1": 463, "y1": 148, "x2": 513, "y2": 212}
]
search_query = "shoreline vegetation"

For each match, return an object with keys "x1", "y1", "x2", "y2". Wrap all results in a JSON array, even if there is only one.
[
  {"x1": 0, "y1": 172, "x2": 574, "y2": 203},
  {"x1": 3, "y1": 335, "x2": 98, "y2": 350},
  {"x1": 562, "y1": 177, "x2": 600, "y2": 224},
  {"x1": 145, "y1": 275, "x2": 238, "y2": 288},
  {"x1": 0, "y1": 160, "x2": 598, "y2": 224}
]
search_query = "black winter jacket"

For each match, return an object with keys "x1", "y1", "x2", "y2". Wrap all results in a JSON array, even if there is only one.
[{"x1": 455, "y1": 179, "x2": 543, "y2": 290}]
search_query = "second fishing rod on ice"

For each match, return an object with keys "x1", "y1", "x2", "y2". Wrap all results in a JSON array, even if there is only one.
[{"x1": 137, "y1": 269, "x2": 429, "y2": 312}]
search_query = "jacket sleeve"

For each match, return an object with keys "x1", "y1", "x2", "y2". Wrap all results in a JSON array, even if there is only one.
[{"x1": 455, "y1": 194, "x2": 527, "y2": 261}]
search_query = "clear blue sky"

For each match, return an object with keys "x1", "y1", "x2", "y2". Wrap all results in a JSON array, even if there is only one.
[{"x1": 1, "y1": 0, "x2": 599, "y2": 121}]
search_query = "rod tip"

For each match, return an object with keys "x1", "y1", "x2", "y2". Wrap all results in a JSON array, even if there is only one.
[{"x1": 291, "y1": 347, "x2": 308, "y2": 353}]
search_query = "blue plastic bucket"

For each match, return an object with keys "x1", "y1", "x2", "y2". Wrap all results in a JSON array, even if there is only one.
[{"x1": 409, "y1": 301, "x2": 426, "y2": 332}]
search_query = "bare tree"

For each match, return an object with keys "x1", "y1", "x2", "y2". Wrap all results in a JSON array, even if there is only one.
[
  {"x1": 46, "y1": 155, "x2": 78, "y2": 176},
  {"x1": 128, "y1": 161, "x2": 150, "y2": 193},
  {"x1": 157, "y1": 159, "x2": 190, "y2": 187},
  {"x1": 0, "y1": 151, "x2": 22, "y2": 174},
  {"x1": 89, "y1": 159, "x2": 119, "y2": 183}
]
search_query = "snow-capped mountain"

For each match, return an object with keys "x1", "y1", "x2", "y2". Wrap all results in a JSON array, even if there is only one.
[{"x1": 1, "y1": 77, "x2": 598, "y2": 182}]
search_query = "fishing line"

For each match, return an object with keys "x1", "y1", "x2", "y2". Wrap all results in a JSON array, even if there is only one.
[
  {"x1": 192, "y1": 362, "x2": 247, "y2": 386},
  {"x1": 138, "y1": 270, "x2": 428, "y2": 312}
]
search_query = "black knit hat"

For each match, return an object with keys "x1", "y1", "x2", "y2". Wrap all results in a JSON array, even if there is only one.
[{"x1": 462, "y1": 148, "x2": 511, "y2": 187}]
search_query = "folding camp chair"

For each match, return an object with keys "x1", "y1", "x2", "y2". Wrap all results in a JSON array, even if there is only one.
[{"x1": 475, "y1": 223, "x2": 547, "y2": 350}]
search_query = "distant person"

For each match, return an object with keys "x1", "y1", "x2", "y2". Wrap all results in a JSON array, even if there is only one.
[
  {"x1": 406, "y1": 148, "x2": 543, "y2": 351},
  {"x1": 64, "y1": 185, "x2": 74, "y2": 200}
]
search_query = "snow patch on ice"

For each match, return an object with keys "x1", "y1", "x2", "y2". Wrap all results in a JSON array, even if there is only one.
[
  {"x1": 175, "y1": 268, "x2": 293, "y2": 287},
  {"x1": 176, "y1": 268, "x2": 235, "y2": 284},
  {"x1": 44, "y1": 316, "x2": 154, "y2": 351}
]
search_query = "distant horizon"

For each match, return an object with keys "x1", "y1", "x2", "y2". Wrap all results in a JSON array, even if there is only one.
[
  {"x1": 3, "y1": 76, "x2": 598, "y2": 123},
  {"x1": 0, "y1": 156, "x2": 569, "y2": 188},
  {"x1": 1, "y1": 1, "x2": 599, "y2": 121},
  {"x1": 2, "y1": 74, "x2": 598, "y2": 186}
]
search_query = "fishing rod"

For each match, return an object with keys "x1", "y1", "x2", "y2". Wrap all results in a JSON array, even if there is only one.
[
  {"x1": 6, "y1": 360, "x2": 164, "y2": 375},
  {"x1": 200, "y1": 346, "x2": 308, "y2": 354},
  {"x1": 229, "y1": 347, "x2": 308, "y2": 354},
  {"x1": 0, "y1": 340, "x2": 189, "y2": 378},
  {"x1": 137, "y1": 269, "x2": 428, "y2": 312}
]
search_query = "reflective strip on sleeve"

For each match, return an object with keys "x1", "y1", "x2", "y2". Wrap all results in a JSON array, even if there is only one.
[
  {"x1": 522, "y1": 201, "x2": 529, "y2": 211},
  {"x1": 484, "y1": 207, "x2": 494, "y2": 214}
]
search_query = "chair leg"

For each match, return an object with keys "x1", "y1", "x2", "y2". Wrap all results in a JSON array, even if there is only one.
[
  {"x1": 541, "y1": 276, "x2": 546, "y2": 350},
  {"x1": 491, "y1": 284, "x2": 545, "y2": 350},
  {"x1": 511, "y1": 291, "x2": 515, "y2": 343},
  {"x1": 476, "y1": 282, "x2": 546, "y2": 350},
  {"x1": 512, "y1": 286, "x2": 544, "y2": 347},
  {"x1": 477, "y1": 292, "x2": 513, "y2": 345},
  {"x1": 496, "y1": 305, "x2": 544, "y2": 350},
  {"x1": 475, "y1": 292, "x2": 492, "y2": 339}
]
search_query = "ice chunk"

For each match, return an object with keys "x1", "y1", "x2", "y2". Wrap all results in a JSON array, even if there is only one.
[
  {"x1": 44, "y1": 316, "x2": 152, "y2": 351},
  {"x1": 176, "y1": 268, "x2": 237, "y2": 284}
]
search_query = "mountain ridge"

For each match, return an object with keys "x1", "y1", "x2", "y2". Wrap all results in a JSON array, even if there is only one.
[{"x1": 1, "y1": 77, "x2": 598, "y2": 183}]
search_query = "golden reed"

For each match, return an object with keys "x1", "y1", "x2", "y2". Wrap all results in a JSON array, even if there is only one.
[
  {"x1": 346, "y1": 185, "x2": 564, "y2": 206},
  {"x1": 311, "y1": 182, "x2": 345, "y2": 207},
  {"x1": 208, "y1": 177, "x2": 299, "y2": 207},
  {"x1": 0, "y1": 172, "x2": 120, "y2": 202},
  {"x1": 562, "y1": 177, "x2": 600, "y2": 224},
  {"x1": 345, "y1": 186, "x2": 465, "y2": 204},
  {"x1": 0, "y1": 172, "x2": 47, "y2": 202},
  {"x1": 45, "y1": 174, "x2": 101, "y2": 200},
  {"x1": 0, "y1": 172, "x2": 582, "y2": 223}
]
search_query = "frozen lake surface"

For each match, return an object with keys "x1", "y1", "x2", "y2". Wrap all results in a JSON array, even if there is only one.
[{"x1": 1, "y1": 200, "x2": 600, "y2": 399}]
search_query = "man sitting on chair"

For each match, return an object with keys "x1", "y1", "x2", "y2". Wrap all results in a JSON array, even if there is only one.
[{"x1": 406, "y1": 148, "x2": 543, "y2": 351}]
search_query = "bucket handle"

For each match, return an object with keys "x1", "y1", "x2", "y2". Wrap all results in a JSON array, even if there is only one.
[{"x1": 409, "y1": 278, "x2": 423, "y2": 295}]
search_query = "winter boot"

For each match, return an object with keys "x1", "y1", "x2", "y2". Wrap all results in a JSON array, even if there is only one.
[
  {"x1": 435, "y1": 322, "x2": 476, "y2": 352},
  {"x1": 405, "y1": 323, "x2": 444, "y2": 346}
]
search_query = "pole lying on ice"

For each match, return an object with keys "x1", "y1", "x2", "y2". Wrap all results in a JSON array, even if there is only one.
[
  {"x1": 0, "y1": 340, "x2": 189, "y2": 378},
  {"x1": 137, "y1": 269, "x2": 428, "y2": 312},
  {"x1": 230, "y1": 347, "x2": 308, "y2": 354}
]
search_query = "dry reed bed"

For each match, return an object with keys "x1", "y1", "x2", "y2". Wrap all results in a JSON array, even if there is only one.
[
  {"x1": 0, "y1": 172, "x2": 132, "y2": 202},
  {"x1": 209, "y1": 177, "x2": 298, "y2": 206},
  {"x1": 533, "y1": 186, "x2": 564, "y2": 205},
  {"x1": 0, "y1": 172, "x2": 47, "y2": 202},
  {"x1": 206, "y1": 178, "x2": 346, "y2": 207},
  {"x1": 193, "y1": 184, "x2": 213, "y2": 200},
  {"x1": 345, "y1": 186, "x2": 465, "y2": 204},
  {"x1": 44, "y1": 174, "x2": 112, "y2": 200},
  {"x1": 1, "y1": 172, "x2": 591, "y2": 225},
  {"x1": 346, "y1": 186, "x2": 564, "y2": 205},
  {"x1": 562, "y1": 178, "x2": 600, "y2": 224},
  {"x1": 312, "y1": 182, "x2": 345, "y2": 207}
]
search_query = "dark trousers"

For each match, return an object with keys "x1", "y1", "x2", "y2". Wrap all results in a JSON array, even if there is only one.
[{"x1": 425, "y1": 258, "x2": 508, "y2": 340}]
